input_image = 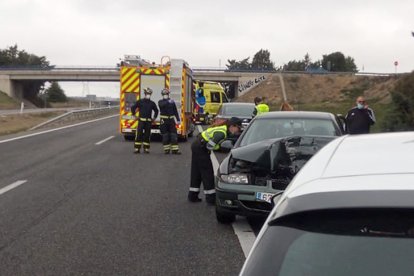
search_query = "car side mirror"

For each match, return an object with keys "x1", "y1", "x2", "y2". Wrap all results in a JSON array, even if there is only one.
[
  {"x1": 271, "y1": 191, "x2": 284, "y2": 208},
  {"x1": 220, "y1": 140, "x2": 234, "y2": 151}
]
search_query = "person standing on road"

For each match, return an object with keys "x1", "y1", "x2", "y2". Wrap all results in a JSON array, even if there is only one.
[
  {"x1": 345, "y1": 96, "x2": 376, "y2": 134},
  {"x1": 131, "y1": 87, "x2": 159, "y2": 154},
  {"x1": 188, "y1": 117, "x2": 242, "y2": 205},
  {"x1": 158, "y1": 88, "x2": 181, "y2": 154},
  {"x1": 252, "y1": 97, "x2": 270, "y2": 117}
]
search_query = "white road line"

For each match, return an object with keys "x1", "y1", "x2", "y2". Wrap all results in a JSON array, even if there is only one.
[
  {"x1": 0, "y1": 114, "x2": 118, "y2": 144},
  {"x1": 0, "y1": 180, "x2": 27, "y2": 196},
  {"x1": 198, "y1": 124, "x2": 256, "y2": 258},
  {"x1": 95, "y1": 135, "x2": 115, "y2": 145},
  {"x1": 232, "y1": 218, "x2": 257, "y2": 258}
]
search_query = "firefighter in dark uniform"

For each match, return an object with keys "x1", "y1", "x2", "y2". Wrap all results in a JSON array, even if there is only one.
[
  {"x1": 158, "y1": 88, "x2": 181, "y2": 154},
  {"x1": 131, "y1": 87, "x2": 159, "y2": 154},
  {"x1": 345, "y1": 96, "x2": 376, "y2": 134},
  {"x1": 188, "y1": 117, "x2": 242, "y2": 204}
]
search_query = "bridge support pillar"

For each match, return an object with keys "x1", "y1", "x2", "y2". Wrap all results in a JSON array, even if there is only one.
[{"x1": 0, "y1": 75, "x2": 24, "y2": 99}]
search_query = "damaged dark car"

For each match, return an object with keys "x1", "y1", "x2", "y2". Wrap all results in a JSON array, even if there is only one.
[{"x1": 215, "y1": 111, "x2": 345, "y2": 223}]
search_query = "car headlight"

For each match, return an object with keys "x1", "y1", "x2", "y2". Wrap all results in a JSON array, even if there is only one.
[{"x1": 220, "y1": 174, "x2": 249, "y2": 184}]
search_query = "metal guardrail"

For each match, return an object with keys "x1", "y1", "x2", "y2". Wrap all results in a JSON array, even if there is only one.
[{"x1": 30, "y1": 106, "x2": 119, "y2": 130}]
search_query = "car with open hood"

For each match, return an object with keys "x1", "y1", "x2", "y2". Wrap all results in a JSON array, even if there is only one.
[
  {"x1": 215, "y1": 111, "x2": 345, "y2": 223},
  {"x1": 240, "y1": 132, "x2": 414, "y2": 276}
]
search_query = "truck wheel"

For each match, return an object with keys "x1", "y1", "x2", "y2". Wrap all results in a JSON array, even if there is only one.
[{"x1": 216, "y1": 207, "x2": 236, "y2": 224}]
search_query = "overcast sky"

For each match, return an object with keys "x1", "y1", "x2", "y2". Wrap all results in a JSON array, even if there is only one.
[{"x1": 1, "y1": 0, "x2": 413, "y2": 97}]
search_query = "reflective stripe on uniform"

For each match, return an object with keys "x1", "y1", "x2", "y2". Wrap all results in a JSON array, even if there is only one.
[
  {"x1": 163, "y1": 145, "x2": 171, "y2": 149},
  {"x1": 140, "y1": 118, "x2": 152, "y2": 121},
  {"x1": 160, "y1": 115, "x2": 175, "y2": 119},
  {"x1": 189, "y1": 187, "x2": 200, "y2": 192},
  {"x1": 171, "y1": 145, "x2": 179, "y2": 150},
  {"x1": 204, "y1": 189, "x2": 216, "y2": 195},
  {"x1": 207, "y1": 140, "x2": 216, "y2": 148},
  {"x1": 135, "y1": 142, "x2": 142, "y2": 145},
  {"x1": 143, "y1": 142, "x2": 150, "y2": 146}
]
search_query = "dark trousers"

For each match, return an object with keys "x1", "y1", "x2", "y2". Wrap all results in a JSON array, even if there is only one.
[
  {"x1": 135, "y1": 120, "x2": 151, "y2": 149},
  {"x1": 160, "y1": 118, "x2": 179, "y2": 152},
  {"x1": 189, "y1": 138, "x2": 215, "y2": 201}
]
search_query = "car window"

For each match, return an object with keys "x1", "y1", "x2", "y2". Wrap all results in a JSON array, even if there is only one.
[
  {"x1": 240, "y1": 118, "x2": 338, "y2": 147},
  {"x1": 242, "y1": 210, "x2": 414, "y2": 276},
  {"x1": 222, "y1": 105, "x2": 255, "y2": 117}
]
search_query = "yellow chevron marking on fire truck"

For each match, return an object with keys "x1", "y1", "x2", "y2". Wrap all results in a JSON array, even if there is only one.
[
  {"x1": 166, "y1": 74, "x2": 170, "y2": 88},
  {"x1": 181, "y1": 71, "x2": 185, "y2": 131},
  {"x1": 122, "y1": 78, "x2": 138, "y2": 92},
  {"x1": 121, "y1": 68, "x2": 139, "y2": 92}
]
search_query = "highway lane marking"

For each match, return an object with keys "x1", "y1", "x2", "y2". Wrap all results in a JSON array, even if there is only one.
[
  {"x1": 0, "y1": 115, "x2": 118, "y2": 144},
  {"x1": 0, "y1": 180, "x2": 27, "y2": 196},
  {"x1": 95, "y1": 135, "x2": 115, "y2": 145},
  {"x1": 232, "y1": 218, "x2": 257, "y2": 258},
  {"x1": 197, "y1": 124, "x2": 256, "y2": 258}
]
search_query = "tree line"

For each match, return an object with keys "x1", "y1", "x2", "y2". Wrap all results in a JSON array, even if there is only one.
[
  {"x1": 226, "y1": 49, "x2": 357, "y2": 72},
  {"x1": 0, "y1": 45, "x2": 67, "y2": 106}
]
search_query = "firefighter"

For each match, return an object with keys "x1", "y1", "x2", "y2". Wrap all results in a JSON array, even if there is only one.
[
  {"x1": 188, "y1": 117, "x2": 242, "y2": 204},
  {"x1": 131, "y1": 87, "x2": 159, "y2": 154},
  {"x1": 158, "y1": 88, "x2": 181, "y2": 154},
  {"x1": 252, "y1": 96, "x2": 270, "y2": 117}
]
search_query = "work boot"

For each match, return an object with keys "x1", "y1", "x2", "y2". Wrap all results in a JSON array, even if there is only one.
[
  {"x1": 172, "y1": 150, "x2": 181, "y2": 155},
  {"x1": 134, "y1": 148, "x2": 140, "y2": 154},
  {"x1": 188, "y1": 193, "x2": 202, "y2": 203},
  {"x1": 144, "y1": 148, "x2": 150, "y2": 154},
  {"x1": 164, "y1": 150, "x2": 170, "y2": 154}
]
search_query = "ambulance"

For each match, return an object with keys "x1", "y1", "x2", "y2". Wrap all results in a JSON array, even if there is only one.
[
  {"x1": 193, "y1": 80, "x2": 229, "y2": 124},
  {"x1": 119, "y1": 55, "x2": 195, "y2": 140}
]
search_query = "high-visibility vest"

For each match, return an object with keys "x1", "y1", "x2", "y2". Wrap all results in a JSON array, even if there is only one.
[
  {"x1": 201, "y1": 125, "x2": 227, "y2": 151},
  {"x1": 256, "y1": 103, "x2": 270, "y2": 115}
]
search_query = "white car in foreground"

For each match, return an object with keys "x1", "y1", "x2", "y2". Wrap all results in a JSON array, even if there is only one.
[{"x1": 240, "y1": 132, "x2": 414, "y2": 276}]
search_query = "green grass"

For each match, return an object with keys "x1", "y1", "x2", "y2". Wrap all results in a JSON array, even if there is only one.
[{"x1": 0, "y1": 91, "x2": 19, "y2": 109}]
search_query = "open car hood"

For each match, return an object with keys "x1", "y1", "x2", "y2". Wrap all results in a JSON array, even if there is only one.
[{"x1": 231, "y1": 136, "x2": 336, "y2": 173}]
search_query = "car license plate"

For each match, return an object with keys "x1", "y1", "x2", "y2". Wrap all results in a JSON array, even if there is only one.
[
  {"x1": 256, "y1": 192, "x2": 275, "y2": 203},
  {"x1": 151, "y1": 129, "x2": 160, "y2": 134}
]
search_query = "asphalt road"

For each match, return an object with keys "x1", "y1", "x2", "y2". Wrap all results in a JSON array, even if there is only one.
[{"x1": 0, "y1": 117, "x2": 246, "y2": 275}]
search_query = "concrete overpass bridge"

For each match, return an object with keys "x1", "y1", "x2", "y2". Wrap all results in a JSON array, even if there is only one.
[{"x1": 0, "y1": 67, "x2": 270, "y2": 99}]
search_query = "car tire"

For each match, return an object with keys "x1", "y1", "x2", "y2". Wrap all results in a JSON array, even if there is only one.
[{"x1": 216, "y1": 207, "x2": 236, "y2": 224}]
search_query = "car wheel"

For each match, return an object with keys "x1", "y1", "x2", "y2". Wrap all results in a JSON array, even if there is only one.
[{"x1": 216, "y1": 207, "x2": 236, "y2": 224}]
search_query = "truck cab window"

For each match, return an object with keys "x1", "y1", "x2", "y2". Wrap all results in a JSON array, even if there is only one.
[{"x1": 211, "y1": 92, "x2": 221, "y2": 103}]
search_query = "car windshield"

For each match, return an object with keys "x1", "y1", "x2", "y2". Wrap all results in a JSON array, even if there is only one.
[
  {"x1": 221, "y1": 105, "x2": 255, "y2": 117},
  {"x1": 243, "y1": 210, "x2": 414, "y2": 276},
  {"x1": 240, "y1": 117, "x2": 337, "y2": 147}
]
